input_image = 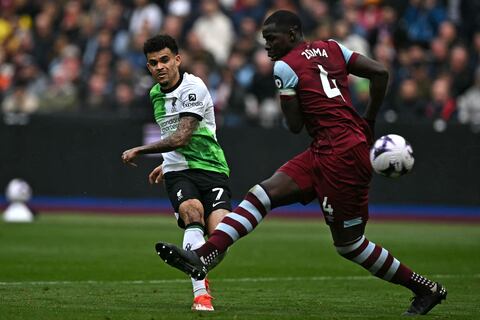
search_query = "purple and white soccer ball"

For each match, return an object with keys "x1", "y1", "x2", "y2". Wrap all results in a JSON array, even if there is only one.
[
  {"x1": 369, "y1": 134, "x2": 414, "y2": 178},
  {"x1": 6, "y1": 178, "x2": 32, "y2": 202}
]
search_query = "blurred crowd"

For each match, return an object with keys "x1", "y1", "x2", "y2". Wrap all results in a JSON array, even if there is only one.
[{"x1": 1, "y1": 0, "x2": 480, "y2": 131}]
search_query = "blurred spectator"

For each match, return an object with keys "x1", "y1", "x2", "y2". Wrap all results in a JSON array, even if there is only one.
[
  {"x1": 449, "y1": 44, "x2": 473, "y2": 97},
  {"x1": 298, "y1": 0, "x2": 330, "y2": 36},
  {"x1": 15, "y1": 55, "x2": 48, "y2": 97},
  {"x1": 38, "y1": 65, "x2": 79, "y2": 113},
  {"x1": 112, "y1": 81, "x2": 138, "y2": 115},
  {"x1": 357, "y1": 0, "x2": 383, "y2": 45},
  {"x1": 191, "y1": 0, "x2": 235, "y2": 65},
  {"x1": 60, "y1": 0, "x2": 84, "y2": 43},
  {"x1": 246, "y1": 50, "x2": 280, "y2": 128},
  {"x1": 333, "y1": 19, "x2": 370, "y2": 56},
  {"x1": 394, "y1": 78, "x2": 427, "y2": 122},
  {"x1": 82, "y1": 28, "x2": 115, "y2": 73},
  {"x1": 83, "y1": 71, "x2": 110, "y2": 112},
  {"x1": 0, "y1": 0, "x2": 478, "y2": 130},
  {"x1": 437, "y1": 20, "x2": 457, "y2": 48},
  {"x1": 2, "y1": 78, "x2": 39, "y2": 114},
  {"x1": 232, "y1": 16, "x2": 262, "y2": 58},
  {"x1": 428, "y1": 37, "x2": 449, "y2": 78},
  {"x1": 457, "y1": 67, "x2": 480, "y2": 133},
  {"x1": 226, "y1": 49, "x2": 254, "y2": 89},
  {"x1": 161, "y1": 15, "x2": 186, "y2": 46},
  {"x1": 167, "y1": 0, "x2": 192, "y2": 18},
  {"x1": 33, "y1": 12, "x2": 56, "y2": 72},
  {"x1": 128, "y1": 0, "x2": 163, "y2": 36},
  {"x1": 215, "y1": 66, "x2": 248, "y2": 127},
  {"x1": 402, "y1": 0, "x2": 446, "y2": 47},
  {"x1": 231, "y1": 0, "x2": 268, "y2": 33},
  {"x1": 425, "y1": 75, "x2": 456, "y2": 124}
]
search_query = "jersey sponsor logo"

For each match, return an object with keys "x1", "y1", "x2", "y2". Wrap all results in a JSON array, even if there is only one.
[
  {"x1": 159, "y1": 117, "x2": 179, "y2": 133},
  {"x1": 184, "y1": 93, "x2": 203, "y2": 108},
  {"x1": 184, "y1": 100, "x2": 203, "y2": 108},
  {"x1": 301, "y1": 48, "x2": 329, "y2": 60}
]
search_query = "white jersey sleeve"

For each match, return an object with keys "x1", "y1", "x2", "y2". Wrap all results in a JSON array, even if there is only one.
[{"x1": 177, "y1": 77, "x2": 211, "y2": 120}]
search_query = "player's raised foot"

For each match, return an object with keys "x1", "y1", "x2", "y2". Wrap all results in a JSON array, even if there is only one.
[
  {"x1": 155, "y1": 242, "x2": 207, "y2": 280},
  {"x1": 403, "y1": 282, "x2": 447, "y2": 316},
  {"x1": 191, "y1": 293, "x2": 214, "y2": 311}
]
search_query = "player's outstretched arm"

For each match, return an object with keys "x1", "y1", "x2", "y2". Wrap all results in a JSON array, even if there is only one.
[
  {"x1": 348, "y1": 54, "x2": 389, "y2": 127},
  {"x1": 121, "y1": 116, "x2": 198, "y2": 166},
  {"x1": 280, "y1": 95, "x2": 304, "y2": 134}
]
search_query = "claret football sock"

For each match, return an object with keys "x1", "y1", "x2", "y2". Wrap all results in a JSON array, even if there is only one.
[
  {"x1": 335, "y1": 236, "x2": 413, "y2": 285},
  {"x1": 195, "y1": 184, "x2": 271, "y2": 264},
  {"x1": 335, "y1": 236, "x2": 446, "y2": 298}
]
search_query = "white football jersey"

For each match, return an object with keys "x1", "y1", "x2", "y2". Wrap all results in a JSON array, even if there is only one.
[{"x1": 149, "y1": 73, "x2": 229, "y2": 175}]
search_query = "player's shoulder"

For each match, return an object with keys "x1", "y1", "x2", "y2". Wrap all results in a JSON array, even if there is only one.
[
  {"x1": 178, "y1": 73, "x2": 208, "y2": 96},
  {"x1": 181, "y1": 73, "x2": 207, "y2": 89},
  {"x1": 149, "y1": 83, "x2": 162, "y2": 97}
]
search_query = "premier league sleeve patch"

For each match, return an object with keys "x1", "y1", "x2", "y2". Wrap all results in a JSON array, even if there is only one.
[{"x1": 274, "y1": 75, "x2": 283, "y2": 89}]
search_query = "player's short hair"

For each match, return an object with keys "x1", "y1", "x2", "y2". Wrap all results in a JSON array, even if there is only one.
[
  {"x1": 263, "y1": 10, "x2": 302, "y2": 33},
  {"x1": 143, "y1": 34, "x2": 179, "y2": 56}
]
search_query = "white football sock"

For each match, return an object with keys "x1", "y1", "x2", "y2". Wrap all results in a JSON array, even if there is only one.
[{"x1": 183, "y1": 225, "x2": 208, "y2": 297}]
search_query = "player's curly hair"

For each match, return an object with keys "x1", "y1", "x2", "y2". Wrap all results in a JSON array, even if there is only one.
[
  {"x1": 263, "y1": 10, "x2": 302, "y2": 33},
  {"x1": 143, "y1": 34, "x2": 179, "y2": 56}
]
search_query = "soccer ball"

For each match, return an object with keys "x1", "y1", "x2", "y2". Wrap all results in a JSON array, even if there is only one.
[
  {"x1": 370, "y1": 134, "x2": 414, "y2": 178},
  {"x1": 6, "y1": 178, "x2": 32, "y2": 202}
]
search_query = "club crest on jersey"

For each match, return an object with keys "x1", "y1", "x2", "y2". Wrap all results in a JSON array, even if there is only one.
[
  {"x1": 301, "y1": 48, "x2": 328, "y2": 60},
  {"x1": 171, "y1": 97, "x2": 177, "y2": 112}
]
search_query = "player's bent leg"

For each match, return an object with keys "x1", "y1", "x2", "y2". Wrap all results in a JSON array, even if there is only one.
[
  {"x1": 331, "y1": 225, "x2": 447, "y2": 315},
  {"x1": 159, "y1": 186, "x2": 264, "y2": 278},
  {"x1": 193, "y1": 183, "x2": 272, "y2": 261},
  {"x1": 182, "y1": 222, "x2": 214, "y2": 311},
  {"x1": 178, "y1": 199, "x2": 215, "y2": 310}
]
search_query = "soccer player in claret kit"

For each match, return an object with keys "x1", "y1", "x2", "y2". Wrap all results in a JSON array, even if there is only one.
[
  {"x1": 122, "y1": 35, "x2": 232, "y2": 311},
  {"x1": 156, "y1": 11, "x2": 447, "y2": 316}
]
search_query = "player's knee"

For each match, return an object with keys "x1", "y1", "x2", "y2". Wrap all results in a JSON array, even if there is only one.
[
  {"x1": 206, "y1": 208, "x2": 229, "y2": 234},
  {"x1": 179, "y1": 199, "x2": 204, "y2": 225}
]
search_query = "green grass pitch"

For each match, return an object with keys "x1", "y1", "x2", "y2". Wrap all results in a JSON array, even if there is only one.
[{"x1": 1, "y1": 213, "x2": 479, "y2": 319}]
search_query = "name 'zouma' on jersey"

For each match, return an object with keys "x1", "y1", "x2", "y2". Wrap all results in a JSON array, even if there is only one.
[{"x1": 150, "y1": 72, "x2": 229, "y2": 176}]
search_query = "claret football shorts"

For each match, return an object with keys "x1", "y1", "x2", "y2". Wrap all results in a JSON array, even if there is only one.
[{"x1": 278, "y1": 142, "x2": 372, "y2": 228}]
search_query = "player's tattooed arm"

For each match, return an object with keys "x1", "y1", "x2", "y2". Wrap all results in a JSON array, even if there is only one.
[
  {"x1": 122, "y1": 116, "x2": 198, "y2": 166},
  {"x1": 143, "y1": 116, "x2": 198, "y2": 152},
  {"x1": 280, "y1": 95, "x2": 304, "y2": 134}
]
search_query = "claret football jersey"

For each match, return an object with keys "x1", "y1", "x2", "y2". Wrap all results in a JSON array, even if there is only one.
[
  {"x1": 274, "y1": 40, "x2": 368, "y2": 154},
  {"x1": 149, "y1": 72, "x2": 229, "y2": 175}
]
